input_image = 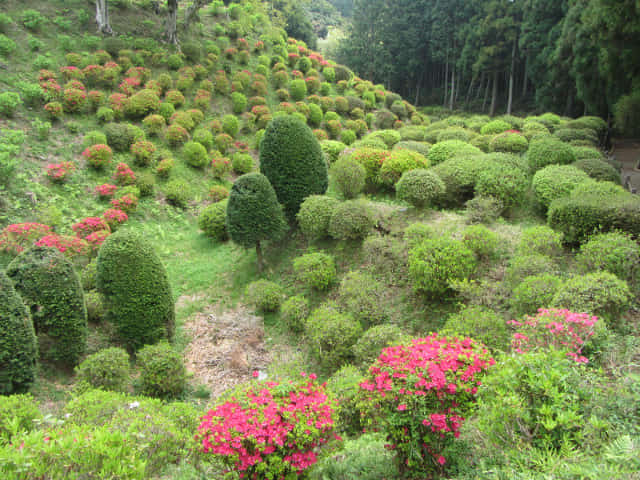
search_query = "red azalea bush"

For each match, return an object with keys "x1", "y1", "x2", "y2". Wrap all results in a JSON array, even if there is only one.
[
  {"x1": 59, "y1": 66, "x2": 84, "y2": 82},
  {"x1": 113, "y1": 162, "x2": 136, "y2": 185},
  {"x1": 46, "y1": 161, "x2": 76, "y2": 183},
  {"x1": 508, "y1": 308, "x2": 598, "y2": 363},
  {"x1": 130, "y1": 140, "x2": 156, "y2": 166},
  {"x1": 102, "y1": 208, "x2": 128, "y2": 229},
  {"x1": 119, "y1": 77, "x2": 141, "y2": 96},
  {"x1": 62, "y1": 88, "x2": 87, "y2": 113},
  {"x1": 94, "y1": 183, "x2": 118, "y2": 199},
  {"x1": 72, "y1": 217, "x2": 111, "y2": 239},
  {"x1": 0, "y1": 223, "x2": 51, "y2": 255},
  {"x1": 82, "y1": 144, "x2": 112, "y2": 169},
  {"x1": 210, "y1": 155, "x2": 231, "y2": 179},
  {"x1": 165, "y1": 124, "x2": 190, "y2": 146},
  {"x1": 44, "y1": 101, "x2": 63, "y2": 119},
  {"x1": 111, "y1": 193, "x2": 138, "y2": 213},
  {"x1": 197, "y1": 374, "x2": 337, "y2": 479},
  {"x1": 35, "y1": 234, "x2": 90, "y2": 259},
  {"x1": 359, "y1": 334, "x2": 494, "y2": 477},
  {"x1": 82, "y1": 65, "x2": 105, "y2": 86},
  {"x1": 108, "y1": 93, "x2": 128, "y2": 118},
  {"x1": 85, "y1": 230, "x2": 111, "y2": 253}
]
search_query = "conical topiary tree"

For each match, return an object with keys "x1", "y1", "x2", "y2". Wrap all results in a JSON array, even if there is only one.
[
  {"x1": 6, "y1": 246, "x2": 87, "y2": 367},
  {"x1": 226, "y1": 173, "x2": 287, "y2": 272},
  {"x1": 96, "y1": 230, "x2": 175, "y2": 351},
  {"x1": 0, "y1": 270, "x2": 38, "y2": 394},
  {"x1": 259, "y1": 115, "x2": 328, "y2": 221}
]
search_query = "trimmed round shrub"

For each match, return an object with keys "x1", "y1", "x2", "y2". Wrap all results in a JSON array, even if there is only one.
[
  {"x1": 518, "y1": 226, "x2": 563, "y2": 257},
  {"x1": 441, "y1": 305, "x2": 510, "y2": 352},
  {"x1": 408, "y1": 237, "x2": 477, "y2": 296},
  {"x1": 289, "y1": 79, "x2": 307, "y2": 101},
  {"x1": 489, "y1": 132, "x2": 528, "y2": 154},
  {"x1": 338, "y1": 271, "x2": 388, "y2": 327},
  {"x1": 182, "y1": 141, "x2": 208, "y2": 168},
  {"x1": 505, "y1": 254, "x2": 557, "y2": 286},
  {"x1": 379, "y1": 149, "x2": 429, "y2": 188},
  {"x1": 165, "y1": 124, "x2": 190, "y2": 146},
  {"x1": 576, "y1": 232, "x2": 640, "y2": 283},
  {"x1": 348, "y1": 148, "x2": 391, "y2": 189},
  {"x1": 125, "y1": 89, "x2": 160, "y2": 118},
  {"x1": 555, "y1": 127, "x2": 598, "y2": 145},
  {"x1": 83, "y1": 130, "x2": 108, "y2": 147},
  {"x1": 532, "y1": 165, "x2": 590, "y2": 209},
  {"x1": 340, "y1": 129, "x2": 356, "y2": 145},
  {"x1": 305, "y1": 304, "x2": 362, "y2": 370},
  {"x1": 572, "y1": 146, "x2": 605, "y2": 161},
  {"x1": 130, "y1": 140, "x2": 156, "y2": 166},
  {"x1": 293, "y1": 252, "x2": 337, "y2": 290},
  {"x1": 231, "y1": 92, "x2": 247, "y2": 114},
  {"x1": 222, "y1": 114, "x2": 240, "y2": 137},
  {"x1": 104, "y1": 122, "x2": 136, "y2": 152},
  {"x1": 165, "y1": 179, "x2": 192, "y2": 208},
  {"x1": 573, "y1": 158, "x2": 620, "y2": 184},
  {"x1": 527, "y1": 138, "x2": 576, "y2": 172},
  {"x1": 353, "y1": 324, "x2": 407, "y2": 367},
  {"x1": 330, "y1": 157, "x2": 365, "y2": 199},
  {"x1": 259, "y1": 115, "x2": 328, "y2": 220},
  {"x1": 96, "y1": 230, "x2": 175, "y2": 351},
  {"x1": 137, "y1": 342, "x2": 186, "y2": 399},
  {"x1": 394, "y1": 141, "x2": 430, "y2": 157},
  {"x1": 0, "y1": 92, "x2": 22, "y2": 117},
  {"x1": 437, "y1": 127, "x2": 472, "y2": 143},
  {"x1": 281, "y1": 295, "x2": 309, "y2": 332},
  {"x1": 245, "y1": 279, "x2": 284, "y2": 312},
  {"x1": 480, "y1": 119, "x2": 511, "y2": 135},
  {"x1": 510, "y1": 274, "x2": 564, "y2": 316},
  {"x1": 74, "y1": 347, "x2": 130, "y2": 393},
  {"x1": 142, "y1": 114, "x2": 165, "y2": 136},
  {"x1": 0, "y1": 270, "x2": 37, "y2": 394},
  {"x1": 396, "y1": 169, "x2": 445, "y2": 208},
  {"x1": 427, "y1": 140, "x2": 481, "y2": 166},
  {"x1": 551, "y1": 272, "x2": 631, "y2": 329},
  {"x1": 328, "y1": 200, "x2": 373, "y2": 241},
  {"x1": 320, "y1": 140, "x2": 347, "y2": 164},
  {"x1": 367, "y1": 130, "x2": 401, "y2": 148},
  {"x1": 430, "y1": 156, "x2": 495, "y2": 207},
  {"x1": 6, "y1": 246, "x2": 87, "y2": 367},
  {"x1": 462, "y1": 224, "x2": 500, "y2": 261},
  {"x1": 231, "y1": 152, "x2": 253, "y2": 174},
  {"x1": 476, "y1": 162, "x2": 529, "y2": 210},
  {"x1": 192, "y1": 128, "x2": 214, "y2": 150},
  {"x1": 84, "y1": 290, "x2": 105, "y2": 322},
  {"x1": 297, "y1": 195, "x2": 339, "y2": 240},
  {"x1": 198, "y1": 200, "x2": 228, "y2": 241}
]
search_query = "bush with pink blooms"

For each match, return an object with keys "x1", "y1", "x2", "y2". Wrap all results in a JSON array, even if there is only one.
[
  {"x1": 94, "y1": 183, "x2": 118, "y2": 199},
  {"x1": 35, "y1": 234, "x2": 90, "y2": 259},
  {"x1": 46, "y1": 161, "x2": 76, "y2": 183},
  {"x1": 82, "y1": 144, "x2": 113, "y2": 169},
  {"x1": 359, "y1": 334, "x2": 494, "y2": 478},
  {"x1": 0, "y1": 223, "x2": 51, "y2": 255},
  {"x1": 111, "y1": 193, "x2": 138, "y2": 213},
  {"x1": 197, "y1": 374, "x2": 337, "y2": 479},
  {"x1": 113, "y1": 162, "x2": 136, "y2": 185},
  {"x1": 102, "y1": 208, "x2": 128, "y2": 230},
  {"x1": 72, "y1": 217, "x2": 111, "y2": 239}
]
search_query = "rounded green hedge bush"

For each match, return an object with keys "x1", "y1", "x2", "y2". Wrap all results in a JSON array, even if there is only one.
[
  {"x1": 576, "y1": 232, "x2": 640, "y2": 283},
  {"x1": 281, "y1": 295, "x2": 309, "y2": 332},
  {"x1": 441, "y1": 305, "x2": 510, "y2": 352},
  {"x1": 245, "y1": 279, "x2": 284, "y2": 312},
  {"x1": 330, "y1": 157, "x2": 366, "y2": 199},
  {"x1": 293, "y1": 252, "x2": 337, "y2": 290},
  {"x1": 320, "y1": 140, "x2": 347, "y2": 165},
  {"x1": 527, "y1": 138, "x2": 576, "y2": 172},
  {"x1": 510, "y1": 274, "x2": 564, "y2": 317},
  {"x1": 461, "y1": 224, "x2": 500, "y2": 261},
  {"x1": 0, "y1": 270, "x2": 37, "y2": 394},
  {"x1": 305, "y1": 304, "x2": 362, "y2": 370},
  {"x1": 231, "y1": 152, "x2": 254, "y2": 174},
  {"x1": 489, "y1": 132, "x2": 528, "y2": 154},
  {"x1": 297, "y1": 195, "x2": 339, "y2": 241},
  {"x1": 96, "y1": 230, "x2": 175, "y2": 351},
  {"x1": 198, "y1": 200, "x2": 228, "y2": 241},
  {"x1": 328, "y1": 200, "x2": 373, "y2": 241},
  {"x1": 7, "y1": 246, "x2": 87, "y2": 366},
  {"x1": 137, "y1": 342, "x2": 186, "y2": 399},
  {"x1": 338, "y1": 271, "x2": 388, "y2": 328},
  {"x1": 260, "y1": 115, "x2": 328, "y2": 220},
  {"x1": 475, "y1": 162, "x2": 529, "y2": 210},
  {"x1": 182, "y1": 141, "x2": 208, "y2": 168},
  {"x1": 427, "y1": 140, "x2": 481, "y2": 166},
  {"x1": 75, "y1": 347, "x2": 130, "y2": 393},
  {"x1": 532, "y1": 164, "x2": 590, "y2": 210},
  {"x1": 480, "y1": 119, "x2": 511, "y2": 135},
  {"x1": 353, "y1": 324, "x2": 407, "y2": 367},
  {"x1": 379, "y1": 149, "x2": 430, "y2": 188},
  {"x1": 517, "y1": 226, "x2": 563, "y2": 257},
  {"x1": 408, "y1": 237, "x2": 477, "y2": 296},
  {"x1": 395, "y1": 168, "x2": 445, "y2": 208},
  {"x1": 430, "y1": 155, "x2": 495, "y2": 207},
  {"x1": 572, "y1": 158, "x2": 620, "y2": 184}
]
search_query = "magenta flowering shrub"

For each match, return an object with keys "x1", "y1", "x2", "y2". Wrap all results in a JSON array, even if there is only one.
[
  {"x1": 35, "y1": 234, "x2": 90, "y2": 259},
  {"x1": 210, "y1": 154, "x2": 231, "y2": 179},
  {"x1": 130, "y1": 140, "x2": 156, "y2": 166},
  {"x1": 46, "y1": 161, "x2": 76, "y2": 183},
  {"x1": 197, "y1": 374, "x2": 337, "y2": 478},
  {"x1": 62, "y1": 88, "x2": 87, "y2": 113},
  {"x1": 0, "y1": 223, "x2": 51, "y2": 255},
  {"x1": 359, "y1": 334, "x2": 494, "y2": 477},
  {"x1": 111, "y1": 193, "x2": 139, "y2": 213},
  {"x1": 113, "y1": 162, "x2": 136, "y2": 185},
  {"x1": 85, "y1": 229, "x2": 110, "y2": 254},
  {"x1": 94, "y1": 183, "x2": 118, "y2": 199},
  {"x1": 102, "y1": 208, "x2": 128, "y2": 230},
  {"x1": 44, "y1": 101, "x2": 63, "y2": 119},
  {"x1": 508, "y1": 308, "x2": 598, "y2": 363},
  {"x1": 72, "y1": 217, "x2": 111, "y2": 239},
  {"x1": 82, "y1": 144, "x2": 112, "y2": 169}
]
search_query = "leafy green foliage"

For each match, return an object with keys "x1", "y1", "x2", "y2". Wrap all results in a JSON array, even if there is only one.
[
  {"x1": 328, "y1": 200, "x2": 373, "y2": 241},
  {"x1": 0, "y1": 394, "x2": 40, "y2": 444},
  {"x1": 293, "y1": 252, "x2": 337, "y2": 290},
  {"x1": 305, "y1": 304, "x2": 362, "y2": 370},
  {"x1": 280, "y1": 295, "x2": 309, "y2": 332},
  {"x1": 137, "y1": 342, "x2": 186, "y2": 399},
  {"x1": 441, "y1": 305, "x2": 510, "y2": 352},
  {"x1": 75, "y1": 347, "x2": 130, "y2": 393},
  {"x1": 396, "y1": 169, "x2": 445, "y2": 208},
  {"x1": 510, "y1": 274, "x2": 565, "y2": 316},
  {"x1": 338, "y1": 271, "x2": 388, "y2": 328},
  {"x1": 527, "y1": 138, "x2": 577, "y2": 173},
  {"x1": 353, "y1": 324, "x2": 407, "y2": 367},
  {"x1": 297, "y1": 195, "x2": 339, "y2": 241},
  {"x1": 330, "y1": 157, "x2": 366, "y2": 199},
  {"x1": 198, "y1": 200, "x2": 228, "y2": 241},
  {"x1": 245, "y1": 279, "x2": 284, "y2": 312},
  {"x1": 532, "y1": 165, "x2": 590, "y2": 209},
  {"x1": 576, "y1": 232, "x2": 640, "y2": 283}
]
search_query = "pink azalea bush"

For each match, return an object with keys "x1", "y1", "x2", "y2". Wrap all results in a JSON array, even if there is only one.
[
  {"x1": 35, "y1": 234, "x2": 90, "y2": 259},
  {"x1": 359, "y1": 334, "x2": 494, "y2": 477},
  {"x1": 0, "y1": 223, "x2": 51, "y2": 255},
  {"x1": 102, "y1": 208, "x2": 128, "y2": 230},
  {"x1": 94, "y1": 183, "x2": 118, "y2": 199},
  {"x1": 72, "y1": 217, "x2": 111, "y2": 239},
  {"x1": 113, "y1": 162, "x2": 136, "y2": 185},
  {"x1": 46, "y1": 161, "x2": 76, "y2": 183},
  {"x1": 197, "y1": 374, "x2": 337, "y2": 479},
  {"x1": 508, "y1": 308, "x2": 598, "y2": 363},
  {"x1": 82, "y1": 144, "x2": 112, "y2": 169},
  {"x1": 111, "y1": 193, "x2": 138, "y2": 213}
]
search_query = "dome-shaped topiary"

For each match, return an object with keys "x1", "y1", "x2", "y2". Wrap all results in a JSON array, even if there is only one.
[
  {"x1": 259, "y1": 115, "x2": 328, "y2": 220},
  {"x1": 395, "y1": 169, "x2": 445, "y2": 208},
  {"x1": 296, "y1": 195, "x2": 339, "y2": 241},
  {"x1": 198, "y1": 200, "x2": 228, "y2": 241},
  {"x1": 527, "y1": 138, "x2": 576, "y2": 172},
  {"x1": 6, "y1": 246, "x2": 87, "y2": 367},
  {"x1": 427, "y1": 140, "x2": 481, "y2": 166},
  {"x1": 0, "y1": 270, "x2": 38, "y2": 394},
  {"x1": 532, "y1": 165, "x2": 590, "y2": 210},
  {"x1": 379, "y1": 150, "x2": 430, "y2": 188},
  {"x1": 182, "y1": 141, "x2": 208, "y2": 168},
  {"x1": 353, "y1": 324, "x2": 408, "y2": 367},
  {"x1": 226, "y1": 173, "x2": 287, "y2": 271},
  {"x1": 74, "y1": 347, "x2": 130, "y2": 393},
  {"x1": 330, "y1": 157, "x2": 366, "y2": 199},
  {"x1": 293, "y1": 252, "x2": 337, "y2": 290},
  {"x1": 96, "y1": 230, "x2": 175, "y2": 351},
  {"x1": 328, "y1": 200, "x2": 374, "y2": 241},
  {"x1": 137, "y1": 342, "x2": 186, "y2": 399}
]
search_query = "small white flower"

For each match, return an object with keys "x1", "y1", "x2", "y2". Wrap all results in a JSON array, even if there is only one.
[{"x1": 128, "y1": 401, "x2": 140, "y2": 409}]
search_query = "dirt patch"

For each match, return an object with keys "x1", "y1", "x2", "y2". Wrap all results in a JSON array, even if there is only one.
[
  {"x1": 183, "y1": 306, "x2": 271, "y2": 399},
  {"x1": 612, "y1": 139, "x2": 640, "y2": 192}
]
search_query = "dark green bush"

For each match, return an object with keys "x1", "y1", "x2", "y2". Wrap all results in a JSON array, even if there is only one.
[
  {"x1": 305, "y1": 304, "x2": 362, "y2": 370},
  {"x1": 476, "y1": 163, "x2": 529, "y2": 210},
  {"x1": 84, "y1": 290, "x2": 105, "y2": 323},
  {"x1": 353, "y1": 324, "x2": 407, "y2": 367},
  {"x1": 97, "y1": 230, "x2": 175, "y2": 351},
  {"x1": 293, "y1": 252, "x2": 336, "y2": 290},
  {"x1": 551, "y1": 272, "x2": 631, "y2": 329},
  {"x1": 281, "y1": 295, "x2": 309, "y2": 332},
  {"x1": 532, "y1": 165, "x2": 590, "y2": 210},
  {"x1": 0, "y1": 271, "x2": 37, "y2": 394},
  {"x1": 198, "y1": 200, "x2": 228, "y2": 241},
  {"x1": 245, "y1": 279, "x2": 284, "y2": 312},
  {"x1": 260, "y1": 116, "x2": 328, "y2": 220},
  {"x1": 0, "y1": 394, "x2": 40, "y2": 444},
  {"x1": 104, "y1": 122, "x2": 136, "y2": 152},
  {"x1": 75, "y1": 347, "x2": 130, "y2": 393},
  {"x1": 137, "y1": 342, "x2": 186, "y2": 399},
  {"x1": 510, "y1": 273, "x2": 564, "y2": 316},
  {"x1": 328, "y1": 200, "x2": 373, "y2": 241},
  {"x1": 297, "y1": 195, "x2": 339, "y2": 241},
  {"x1": 7, "y1": 246, "x2": 87, "y2": 366},
  {"x1": 338, "y1": 271, "x2": 388, "y2": 327},
  {"x1": 408, "y1": 237, "x2": 477, "y2": 296},
  {"x1": 441, "y1": 305, "x2": 510, "y2": 352},
  {"x1": 573, "y1": 158, "x2": 620, "y2": 184},
  {"x1": 576, "y1": 232, "x2": 640, "y2": 284},
  {"x1": 330, "y1": 157, "x2": 365, "y2": 199},
  {"x1": 527, "y1": 138, "x2": 576, "y2": 172}
]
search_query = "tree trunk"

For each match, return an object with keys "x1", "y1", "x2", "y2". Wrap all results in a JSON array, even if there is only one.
[
  {"x1": 507, "y1": 38, "x2": 517, "y2": 115},
  {"x1": 95, "y1": 0, "x2": 113, "y2": 35},
  {"x1": 489, "y1": 71, "x2": 498, "y2": 116},
  {"x1": 449, "y1": 65, "x2": 455, "y2": 110},
  {"x1": 443, "y1": 59, "x2": 449, "y2": 107},
  {"x1": 166, "y1": 0, "x2": 179, "y2": 45},
  {"x1": 522, "y1": 55, "x2": 528, "y2": 98},
  {"x1": 482, "y1": 73, "x2": 490, "y2": 112},
  {"x1": 476, "y1": 72, "x2": 485, "y2": 101},
  {"x1": 184, "y1": 0, "x2": 209, "y2": 30},
  {"x1": 255, "y1": 241, "x2": 263, "y2": 273}
]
